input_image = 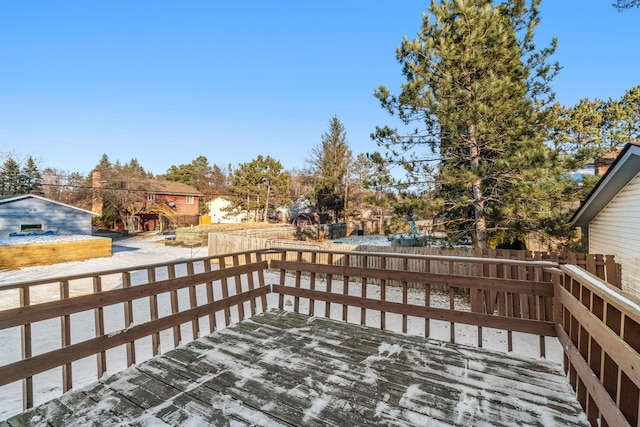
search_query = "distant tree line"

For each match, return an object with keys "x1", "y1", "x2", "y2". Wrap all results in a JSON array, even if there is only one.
[{"x1": 0, "y1": 156, "x2": 43, "y2": 196}]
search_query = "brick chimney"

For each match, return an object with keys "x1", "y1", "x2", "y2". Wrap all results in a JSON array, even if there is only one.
[{"x1": 594, "y1": 146, "x2": 624, "y2": 176}]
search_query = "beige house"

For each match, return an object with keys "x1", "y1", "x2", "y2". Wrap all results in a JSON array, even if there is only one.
[
  {"x1": 571, "y1": 143, "x2": 640, "y2": 298},
  {"x1": 206, "y1": 196, "x2": 246, "y2": 224}
]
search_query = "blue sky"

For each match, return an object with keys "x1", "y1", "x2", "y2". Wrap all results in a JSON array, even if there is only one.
[{"x1": 1, "y1": 1, "x2": 639, "y2": 177}]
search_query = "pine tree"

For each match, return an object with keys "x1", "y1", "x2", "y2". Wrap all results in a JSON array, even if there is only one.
[
  {"x1": 22, "y1": 157, "x2": 44, "y2": 195},
  {"x1": 308, "y1": 116, "x2": 352, "y2": 222},
  {"x1": 373, "y1": 0, "x2": 559, "y2": 248},
  {"x1": 0, "y1": 157, "x2": 22, "y2": 195}
]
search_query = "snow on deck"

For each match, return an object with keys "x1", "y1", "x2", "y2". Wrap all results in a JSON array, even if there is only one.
[{"x1": 3, "y1": 310, "x2": 589, "y2": 426}]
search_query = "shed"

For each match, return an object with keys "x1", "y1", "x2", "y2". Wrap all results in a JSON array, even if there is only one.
[
  {"x1": 0, "y1": 194, "x2": 99, "y2": 237},
  {"x1": 292, "y1": 213, "x2": 313, "y2": 226},
  {"x1": 571, "y1": 143, "x2": 640, "y2": 298}
]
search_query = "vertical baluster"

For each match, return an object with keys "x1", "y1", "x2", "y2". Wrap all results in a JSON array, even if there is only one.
[
  {"x1": 93, "y1": 276, "x2": 107, "y2": 376},
  {"x1": 475, "y1": 261, "x2": 485, "y2": 348},
  {"x1": 424, "y1": 259, "x2": 431, "y2": 338},
  {"x1": 360, "y1": 255, "x2": 368, "y2": 326},
  {"x1": 122, "y1": 272, "x2": 135, "y2": 366},
  {"x1": 204, "y1": 259, "x2": 217, "y2": 333},
  {"x1": 309, "y1": 252, "x2": 317, "y2": 317},
  {"x1": 380, "y1": 256, "x2": 386, "y2": 330},
  {"x1": 325, "y1": 253, "x2": 334, "y2": 319},
  {"x1": 448, "y1": 261, "x2": 455, "y2": 343},
  {"x1": 233, "y1": 255, "x2": 245, "y2": 321},
  {"x1": 20, "y1": 286, "x2": 33, "y2": 410},
  {"x1": 60, "y1": 280, "x2": 72, "y2": 391},
  {"x1": 503, "y1": 258, "x2": 514, "y2": 352},
  {"x1": 146, "y1": 268, "x2": 160, "y2": 356},
  {"x1": 186, "y1": 261, "x2": 199, "y2": 339},
  {"x1": 168, "y1": 264, "x2": 182, "y2": 347},
  {"x1": 245, "y1": 253, "x2": 257, "y2": 317},
  {"x1": 342, "y1": 254, "x2": 350, "y2": 323},
  {"x1": 294, "y1": 251, "x2": 302, "y2": 314},
  {"x1": 278, "y1": 251, "x2": 286, "y2": 311},
  {"x1": 402, "y1": 258, "x2": 408, "y2": 334},
  {"x1": 256, "y1": 252, "x2": 268, "y2": 311},
  {"x1": 217, "y1": 257, "x2": 231, "y2": 326}
]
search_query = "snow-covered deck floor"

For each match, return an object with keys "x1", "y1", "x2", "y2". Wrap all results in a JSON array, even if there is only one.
[{"x1": 3, "y1": 310, "x2": 588, "y2": 426}]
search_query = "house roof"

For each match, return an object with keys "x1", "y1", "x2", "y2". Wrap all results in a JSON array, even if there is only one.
[
  {"x1": 143, "y1": 179, "x2": 202, "y2": 196},
  {"x1": 0, "y1": 194, "x2": 100, "y2": 216},
  {"x1": 571, "y1": 143, "x2": 640, "y2": 227}
]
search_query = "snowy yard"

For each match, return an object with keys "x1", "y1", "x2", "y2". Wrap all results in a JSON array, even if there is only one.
[{"x1": 0, "y1": 233, "x2": 564, "y2": 422}]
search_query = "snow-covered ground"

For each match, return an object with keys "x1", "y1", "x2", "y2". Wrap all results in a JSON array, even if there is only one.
[
  {"x1": 332, "y1": 234, "x2": 394, "y2": 246},
  {"x1": 0, "y1": 233, "x2": 563, "y2": 421}
]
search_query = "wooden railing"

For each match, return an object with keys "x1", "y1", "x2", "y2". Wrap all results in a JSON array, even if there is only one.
[
  {"x1": 269, "y1": 247, "x2": 558, "y2": 356},
  {"x1": 553, "y1": 264, "x2": 640, "y2": 427},
  {"x1": 0, "y1": 249, "x2": 271, "y2": 412},
  {"x1": 1, "y1": 247, "x2": 637, "y2": 427}
]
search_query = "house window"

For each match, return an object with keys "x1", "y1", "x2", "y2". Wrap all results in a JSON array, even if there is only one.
[
  {"x1": 186, "y1": 196, "x2": 194, "y2": 205},
  {"x1": 21, "y1": 224, "x2": 43, "y2": 231},
  {"x1": 147, "y1": 193, "x2": 156, "y2": 201}
]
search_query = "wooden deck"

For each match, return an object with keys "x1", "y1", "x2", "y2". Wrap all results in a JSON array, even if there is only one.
[{"x1": 3, "y1": 310, "x2": 588, "y2": 426}]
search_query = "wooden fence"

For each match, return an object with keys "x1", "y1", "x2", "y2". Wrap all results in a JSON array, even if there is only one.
[
  {"x1": 209, "y1": 232, "x2": 621, "y2": 288},
  {"x1": 553, "y1": 264, "x2": 640, "y2": 427}
]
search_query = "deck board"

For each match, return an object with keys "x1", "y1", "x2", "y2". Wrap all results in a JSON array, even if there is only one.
[{"x1": 3, "y1": 309, "x2": 589, "y2": 426}]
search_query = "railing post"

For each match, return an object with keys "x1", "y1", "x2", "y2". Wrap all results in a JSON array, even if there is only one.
[
  {"x1": 167, "y1": 265, "x2": 182, "y2": 346},
  {"x1": 60, "y1": 280, "x2": 73, "y2": 392},
  {"x1": 122, "y1": 272, "x2": 136, "y2": 367},
  {"x1": 203, "y1": 259, "x2": 217, "y2": 333},
  {"x1": 309, "y1": 251, "x2": 317, "y2": 317},
  {"x1": 380, "y1": 255, "x2": 386, "y2": 331},
  {"x1": 245, "y1": 253, "x2": 257, "y2": 317},
  {"x1": 324, "y1": 253, "x2": 334, "y2": 319},
  {"x1": 342, "y1": 254, "x2": 350, "y2": 323},
  {"x1": 20, "y1": 286, "x2": 33, "y2": 410},
  {"x1": 360, "y1": 255, "x2": 368, "y2": 326},
  {"x1": 186, "y1": 261, "x2": 200, "y2": 339},
  {"x1": 93, "y1": 276, "x2": 108, "y2": 375}
]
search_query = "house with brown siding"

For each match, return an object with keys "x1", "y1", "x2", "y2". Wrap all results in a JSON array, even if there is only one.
[
  {"x1": 92, "y1": 172, "x2": 202, "y2": 232},
  {"x1": 136, "y1": 179, "x2": 202, "y2": 231}
]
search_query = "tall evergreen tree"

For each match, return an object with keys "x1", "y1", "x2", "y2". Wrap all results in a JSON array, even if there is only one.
[
  {"x1": 0, "y1": 157, "x2": 22, "y2": 195},
  {"x1": 97, "y1": 153, "x2": 112, "y2": 171},
  {"x1": 22, "y1": 157, "x2": 44, "y2": 195},
  {"x1": 373, "y1": 0, "x2": 559, "y2": 248},
  {"x1": 308, "y1": 116, "x2": 352, "y2": 222}
]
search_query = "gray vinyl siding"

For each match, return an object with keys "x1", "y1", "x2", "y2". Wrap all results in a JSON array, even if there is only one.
[
  {"x1": 0, "y1": 198, "x2": 94, "y2": 236},
  {"x1": 589, "y1": 172, "x2": 640, "y2": 298}
]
